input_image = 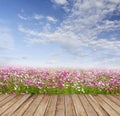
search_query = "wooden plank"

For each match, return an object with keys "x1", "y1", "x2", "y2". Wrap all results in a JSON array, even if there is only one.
[
  {"x1": 0, "y1": 94, "x2": 119, "y2": 116},
  {"x1": 13, "y1": 95, "x2": 37, "y2": 116},
  {"x1": 99, "y1": 95, "x2": 120, "y2": 114},
  {"x1": 113, "y1": 95, "x2": 120, "y2": 100},
  {"x1": 34, "y1": 94, "x2": 50, "y2": 116},
  {"x1": 2, "y1": 94, "x2": 30, "y2": 116},
  {"x1": 44, "y1": 95, "x2": 57, "y2": 116},
  {"x1": 0, "y1": 94, "x2": 9, "y2": 102},
  {"x1": 23, "y1": 95, "x2": 44, "y2": 116},
  {"x1": 94, "y1": 95, "x2": 119, "y2": 116},
  {"x1": 72, "y1": 94, "x2": 87, "y2": 116},
  {"x1": 65, "y1": 95, "x2": 76, "y2": 116},
  {"x1": 0, "y1": 95, "x2": 16, "y2": 107},
  {"x1": 106, "y1": 95, "x2": 120, "y2": 107},
  {"x1": 56, "y1": 95, "x2": 65, "y2": 116},
  {"x1": 79, "y1": 94, "x2": 98, "y2": 116},
  {"x1": 85, "y1": 95, "x2": 108, "y2": 116},
  {"x1": 0, "y1": 95, "x2": 22, "y2": 115}
]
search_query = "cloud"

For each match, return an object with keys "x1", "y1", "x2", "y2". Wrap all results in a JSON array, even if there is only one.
[
  {"x1": 109, "y1": 0, "x2": 120, "y2": 3},
  {"x1": 51, "y1": 0, "x2": 68, "y2": 5},
  {"x1": 0, "y1": 55, "x2": 27, "y2": 65},
  {"x1": 18, "y1": 14, "x2": 28, "y2": 20},
  {"x1": 0, "y1": 55, "x2": 26, "y2": 60},
  {"x1": 19, "y1": 0, "x2": 120, "y2": 64},
  {"x1": 18, "y1": 13, "x2": 44, "y2": 21},
  {"x1": 50, "y1": 53, "x2": 61, "y2": 57},
  {"x1": 47, "y1": 60, "x2": 58, "y2": 65},
  {"x1": 18, "y1": 12, "x2": 57, "y2": 22},
  {"x1": 46, "y1": 16, "x2": 57, "y2": 22},
  {"x1": 25, "y1": 38, "x2": 48, "y2": 44},
  {"x1": 0, "y1": 27, "x2": 14, "y2": 50},
  {"x1": 33, "y1": 14, "x2": 44, "y2": 20},
  {"x1": 18, "y1": 25, "x2": 39, "y2": 36}
]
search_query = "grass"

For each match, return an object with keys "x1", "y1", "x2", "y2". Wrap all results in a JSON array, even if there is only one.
[{"x1": 1, "y1": 81, "x2": 120, "y2": 94}]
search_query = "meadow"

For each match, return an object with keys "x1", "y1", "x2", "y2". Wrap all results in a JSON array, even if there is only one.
[{"x1": 0, "y1": 66, "x2": 120, "y2": 94}]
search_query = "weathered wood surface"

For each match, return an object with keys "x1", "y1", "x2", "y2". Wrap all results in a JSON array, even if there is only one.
[{"x1": 0, "y1": 94, "x2": 120, "y2": 116}]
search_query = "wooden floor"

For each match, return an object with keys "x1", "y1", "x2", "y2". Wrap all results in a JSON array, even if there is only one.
[{"x1": 0, "y1": 94, "x2": 120, "y2": 116}]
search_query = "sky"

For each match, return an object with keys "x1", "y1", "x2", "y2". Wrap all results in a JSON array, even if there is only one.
[{"x1": 0, "y1": 0, "x2": 120, "y2": 68}]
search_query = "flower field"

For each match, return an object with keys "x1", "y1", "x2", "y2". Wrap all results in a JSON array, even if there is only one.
[{"x1": 0, "y1": 66, "x2": 120, "y2": 94}]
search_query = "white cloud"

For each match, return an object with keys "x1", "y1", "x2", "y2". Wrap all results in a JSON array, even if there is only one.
[
  {"x1": 18, "y1": 25, "x2": 41, "y2": 36},
  {"x1": 50, "y1": 53, "x2": 60, "y2": 57},
  {"x1": 0, "y1": 27, "x2": 14, "y2": 50},
  {"x1": 33, "y1": 14, "x2": 44, "y2": 20},
  {"x1": 46, "y1": 16, "x2": 57, "y2": 22},
  {"x1": 0, "y1": 55, "x2": 27, "y2": 66},
  {"x1": 47, "y1": 60, "x2": 58, "y2": 64},
  {"x1": 51, "y1": 0, "x2": 68, "y2": 5},
  {"x1": 19, "y1": 0, "x2": 120, "y2": 65},
  {"x1": 0, "y1": 20, "x2": 15, "y2": 65},
  {"x1": 109, "y1": 0, "x2": 120, "y2": 4},
  {"x1": 18, "y1": 13, "x2": 57, "y2": 23},
  {"x1": 25, "y1": 38, "x2": 48, "y2": 44},
  {"x1": 18, "y1": 14, "x2": 28, "y2": 20},
  {"x1": 0, "y1": 55, "x2": 26, "y2": 60},
  {"x1": 18, "y1": 13, "x2": 44, "y2": 20}
]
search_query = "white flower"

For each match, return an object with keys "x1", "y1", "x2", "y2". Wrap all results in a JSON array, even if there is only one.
[
  {"x1": 77, "y1": 86, "x2": 80, "y2": 89},
  {"x1": 81, "y1": 88, "x2": 85, "y2": 93}
]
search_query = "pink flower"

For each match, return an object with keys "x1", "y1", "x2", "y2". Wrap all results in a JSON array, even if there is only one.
[
  {"x1": 49, "y1": 83, "x2": 53, "y2": 87},
  {"x1": 3, "y1": 83, "x2": 7, "y2": 87},
  {"x1": 59, "y1": 81, "x2": 63, "y2": 87},
  {"x1": 11, "y1": 92, "x2": 16, "y2": 95}
]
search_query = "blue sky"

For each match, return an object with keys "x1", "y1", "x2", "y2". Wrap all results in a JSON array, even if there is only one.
[{"x1": 0, "y1": 0, "x2": 120, "y2": 68}]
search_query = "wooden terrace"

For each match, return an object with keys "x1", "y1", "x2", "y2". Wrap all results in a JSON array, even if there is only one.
[{"x1": 0, "y1": 94, "x2": 120, "y2": 116}]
